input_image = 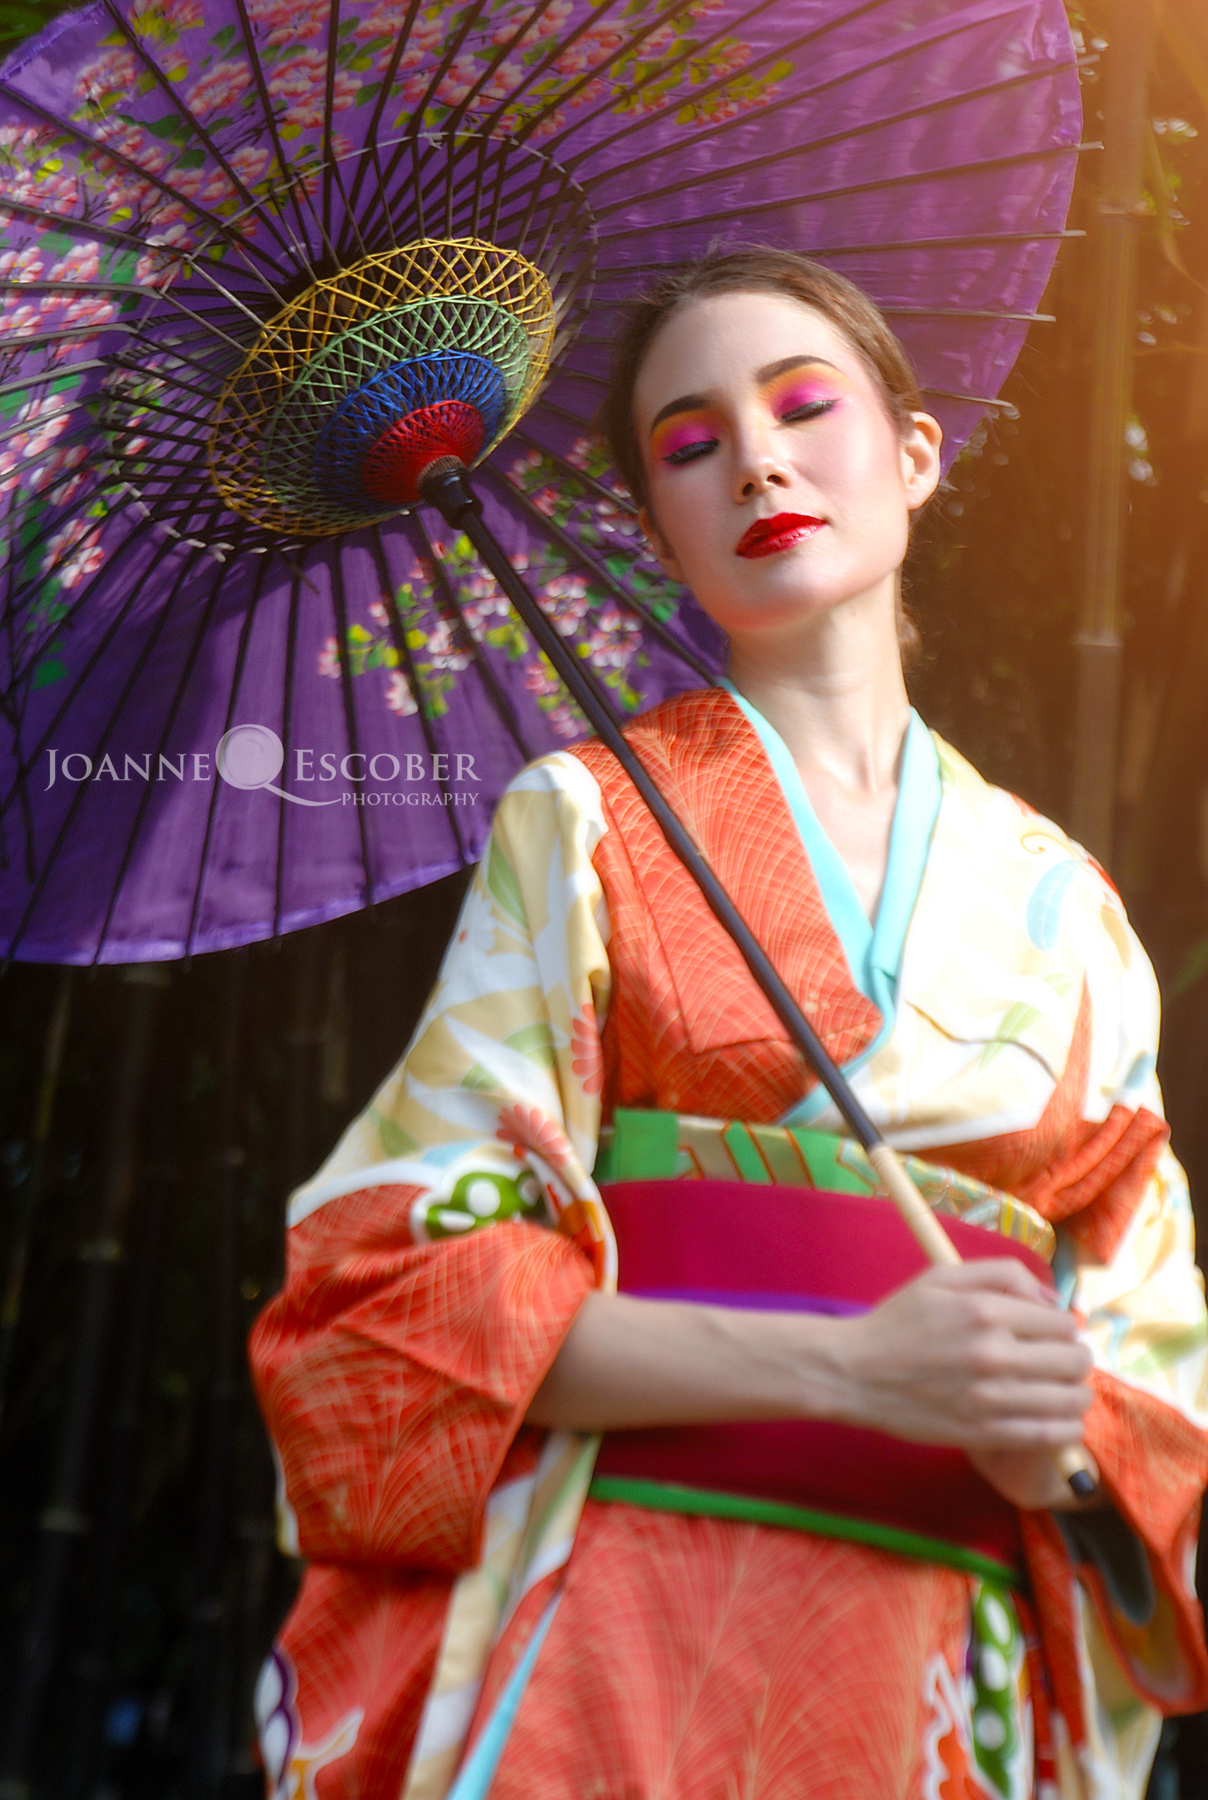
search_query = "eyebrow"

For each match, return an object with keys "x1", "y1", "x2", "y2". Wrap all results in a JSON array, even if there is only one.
[{"x1": 647, "y1": 356, "x2": 842, "y2": 435}]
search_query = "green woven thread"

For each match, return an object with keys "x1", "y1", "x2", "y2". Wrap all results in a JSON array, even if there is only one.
[
  {"x1": 260, "y1": 297, "x2": 532, "y2": 521},
  {"x1": 588, "y1": 1475, "x2": 1020, "y2": 1588}
]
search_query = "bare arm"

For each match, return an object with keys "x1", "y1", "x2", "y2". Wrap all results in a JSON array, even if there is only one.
[{"x1": 528, "y1": 1258, "x2": 1098, "y2": 1510}]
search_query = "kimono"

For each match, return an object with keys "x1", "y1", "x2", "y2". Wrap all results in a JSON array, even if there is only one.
[{"x1": 250, "y1": 687, "x2": 1208, "y2": 1800}]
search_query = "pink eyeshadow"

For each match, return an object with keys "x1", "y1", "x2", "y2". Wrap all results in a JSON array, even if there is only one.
[
  {"x1": 765, "y1": 368, "x2": 846, "y2": 416},
  {"x1": 652, "y1": 413, "x2": 717, "y2": 461}
]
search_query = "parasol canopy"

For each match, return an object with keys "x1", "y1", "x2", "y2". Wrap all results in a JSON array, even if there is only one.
[{"x1": 0, "y1": 0, "x2": 1082, "y2": 963}]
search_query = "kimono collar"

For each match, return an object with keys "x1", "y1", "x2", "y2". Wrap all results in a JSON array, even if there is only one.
[{"x1": 719, "y1": 681, "x2": 941, "y2": 1015}]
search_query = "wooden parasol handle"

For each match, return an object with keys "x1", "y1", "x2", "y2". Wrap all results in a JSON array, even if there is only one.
[
  {"x1": 420, "y1": 459, "x2": 1099, "y2": 1505},
  {"x1": 867, "y1": 1145, "x2": 1098, "y2": 1499}
]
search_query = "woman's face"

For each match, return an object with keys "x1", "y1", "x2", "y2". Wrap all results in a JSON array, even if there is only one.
[{"x1": 632, "y1": 290, "x2": 942, "y2": 643}]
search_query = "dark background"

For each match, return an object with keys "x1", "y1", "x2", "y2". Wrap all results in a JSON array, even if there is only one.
[{"x1": 4, "y1": 0, "x2": 1208, "y2": 1794}]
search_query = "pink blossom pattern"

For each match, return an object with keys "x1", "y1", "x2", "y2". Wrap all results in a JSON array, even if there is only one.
[
  {"x1": 552, "y1": 25, "x2": 626, "y2": 75},
  {"x1": 247, "y1": 0, "x2": 329, "y2": 45},
  {"x1": 0, "y1": 244, "x2": 44, "y2": 282},
  {"x1": 491, "y1": 0, "x2": 572, "y2": 46},
  {"x1": 186, "y1": 58, "x2": 253, "y2": 118},
  {"x1": 539, "y1": 572, "x2": 591, "y2": 636},
  {"x1": 73, "y1": 50, "x2": 138, "y2": 108},
  {"x1": 570, "y1": 1002, "x2": 603, "y2": 1096},
  {"x1": 268, "y1": 50, "x2": 360, "y2": 127},
  {"x1": 43, "y1": 520, "x2": 105, "y2": 588},
  {"x1": 130, "y1": 0, "x2": 205, "y2": 33},
  {"x1": 584, "y1": 602, "x2": 641, "y2": 670},
  {"x1": 0, "y1": 396, "x2": 71, "y2": 494},
  {"x1": 47, "y1": 241, "x2": 101, "y2": 285},
  {"x1": 385, "y1": 671, "x2": 418, "y2": 716},
  {"x1": 317, "y1": 638, "x2": 341, "y2": 679},
  {"x1": 495, "y1": 1104, "x2": 573, "y2": 1171}
]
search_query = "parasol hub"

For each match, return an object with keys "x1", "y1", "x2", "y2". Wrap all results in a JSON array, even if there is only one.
[
  {"x1": 361, "y1": 403, "x2": 487, "y2": 507},
  {"x1": 207, "y1": 238, "x2": 556, "y2": 537},
  {"x1": 314, "y1": 349, "x2": 507, "y2": 513}
]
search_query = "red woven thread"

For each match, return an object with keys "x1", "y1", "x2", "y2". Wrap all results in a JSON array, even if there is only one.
[{"x1": 361, "y1": 401, "x2": 485, "y2": 504}]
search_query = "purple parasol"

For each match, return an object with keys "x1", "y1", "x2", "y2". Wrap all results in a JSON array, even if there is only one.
[{"x1": 0, "y1": 0, "x2": 1081, "y2": 963}]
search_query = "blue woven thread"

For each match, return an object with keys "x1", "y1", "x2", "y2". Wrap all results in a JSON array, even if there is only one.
[{"x1": 314, "y1": 352, "x2": 507, "y2": 510}]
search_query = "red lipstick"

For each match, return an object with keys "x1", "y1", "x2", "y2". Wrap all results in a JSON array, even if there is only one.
[{"x1": 735, "y1": 513, "x2": 825, "y2": 559}]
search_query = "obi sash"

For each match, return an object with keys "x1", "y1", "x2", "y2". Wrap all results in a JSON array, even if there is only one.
[{"x1": 589, "y1": 1117, "x2": 1057, "y2": 1586}]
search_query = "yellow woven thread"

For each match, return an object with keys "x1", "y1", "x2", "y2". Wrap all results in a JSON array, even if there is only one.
[{"x1": 208, "y1": 237, "x2": 556, "y2": 536}]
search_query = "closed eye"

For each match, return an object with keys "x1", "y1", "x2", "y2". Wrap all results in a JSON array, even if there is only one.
[
  {"x1": 780, "y1": 398, "x2": 839, "y2": 424},
  {"x1": 663, "y1": 436, "x2": 719, "y2": 466}
]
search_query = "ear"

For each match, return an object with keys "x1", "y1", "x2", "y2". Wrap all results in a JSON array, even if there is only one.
[
  {"x1": 638, "y1": 504, "x2": 685, "y2": 584},
  {"x1": 901, "y1": 412, "x2": 943, "y2": 512}
]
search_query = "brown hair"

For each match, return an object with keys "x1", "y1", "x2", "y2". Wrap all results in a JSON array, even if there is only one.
[{"x1": 600, "y1": 247, "x2": 926, "y2": 667}]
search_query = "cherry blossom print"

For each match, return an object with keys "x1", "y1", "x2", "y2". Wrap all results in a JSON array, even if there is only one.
[
  {"x1": 186, "y1": 58, "x2": 253, "y2": 118},
  {"x1": 247, "y1": 0, "x2": 329, "y2": 45},
  {"x1": 0, "y1": 397, "x2": 73, "y2": 496},
  {"x1": 423, "y1": 619, "x2": 471, "y2": 673},
  {"x1": 384, "y1": 671, "x2": 418, "y2": 716},
  {"x1": 495, "y1": 1104, "x2": 573, "y2": 1171},
  {"x1": 585, "y1": 604, "x2": 641, "y2": 671},
  {"x1": 490, "y1": 0, "x2": 572, "y2": 47},
  {"x1": 470, "y1": 60, "x2": 526, "y2": 107},
  {"x1": 552, "y1": 26, "x2": 626, "y2": 75},
  {"x1": 523, "y1": 660, "x2": 560, "y2": 699},
  {"x1": 529, "y1": 107, "x2": 571, "y2": 142},
  {"x1": 539, "y1": 573, "x2": 591, "y2": 635},
  {"x1": 229, "y1": 143, "x2": 271, "y2": 186},
  {"x1": 316, "y1": 637, "x2": 341, "y2": 679},
  {"x1": 46, "y1": 241, "x2": 101, "y2": 285},
  {"x1": 268, "y1": 50, "x2": 360, "y2": 127},
  {"x1": 135, "y1": 232, "x2": 189, "y2": 289},
  {"x1": 434, "y1": 56, "x2": 480, "y2": 108},
  {"x1": 570, "y1": 1002, "x2": 603, "y2": 1097},
  {"x1": 130, "y1": 0, "x2": 205, "y2": 33},
  {"x1": 0, "y1": 299, "x2": 42, "y2": 338},
  {"x1": 354, "y1": 2, "x2": 442, "y2": 50},
  {"x1": 22, "y1": 442, "x2": 91, "y2": 506},
  {"x1": 0, "y1": 244, "x2": 44, "y2": 282},
  {"x1": 43, "y1": 520, "x2": 106, "y2": 588},
  {"x1": 73, "y1": 50, "x2": 138, "y2": 111},
  {"x1": 0, "y1": 127, "x2": 82, "y2": 226},
  {"x1": 56, "y1": 293, "x2": 118, "y2": 332}
]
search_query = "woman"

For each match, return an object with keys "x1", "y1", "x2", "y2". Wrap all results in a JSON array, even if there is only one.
[{"x1": 250, "y1": 252, "x2": 1208, "y2": 1800}]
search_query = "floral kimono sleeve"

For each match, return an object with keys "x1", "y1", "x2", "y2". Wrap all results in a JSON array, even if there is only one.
[
  {"x1": 249, "y1": 752, "x2": 614, "y2": 1575},
  {"x1": 1015, "y1": 861, "x2": 1208, "y2": 1771}
]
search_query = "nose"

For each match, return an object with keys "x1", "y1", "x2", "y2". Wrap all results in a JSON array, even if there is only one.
[{"x1": 731, "y1": 411, "x2": 791, "y2": 502}]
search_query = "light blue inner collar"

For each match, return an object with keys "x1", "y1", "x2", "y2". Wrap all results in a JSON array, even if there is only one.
[{"x1": 721, "y1": 682, "x2": 941, "y2": 1122}]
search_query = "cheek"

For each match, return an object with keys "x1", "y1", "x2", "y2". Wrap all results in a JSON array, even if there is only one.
[{"x1": 818, "y1": 415, "x2": 907, "y2": 518}]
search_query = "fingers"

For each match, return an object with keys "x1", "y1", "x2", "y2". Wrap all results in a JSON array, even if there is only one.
[
  {"x1": 960, "y1": 1413, "x2": 1089, "y2": 1452},
  {"x1": 925, "y1": 1257, "x2": 1058, "y2": 1304},
  {"x1": 959, "y1": 1374, "x2": 1093, "y2": 1422},
  {"x1": 914, "y1": 1261, "x2": 1082, "y2": 1340}
]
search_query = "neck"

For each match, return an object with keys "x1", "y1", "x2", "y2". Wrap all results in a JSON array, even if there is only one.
[{"x1": 725, "y1": 579, "x2": 911, "y2": 798}]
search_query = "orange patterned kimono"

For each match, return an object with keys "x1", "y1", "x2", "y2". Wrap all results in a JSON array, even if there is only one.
[{"x1": 250, "y1": 689, "x2": 1208, "y2": 1800}]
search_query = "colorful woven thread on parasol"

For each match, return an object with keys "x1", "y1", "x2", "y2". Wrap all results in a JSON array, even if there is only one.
[{"x1": 0, "y1": 0, "x2": 1082, "y2": 963}]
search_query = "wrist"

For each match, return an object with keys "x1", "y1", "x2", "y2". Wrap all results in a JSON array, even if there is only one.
[{"x1": 771, "y1": 1310, "x2": 865, "y2": 1426}]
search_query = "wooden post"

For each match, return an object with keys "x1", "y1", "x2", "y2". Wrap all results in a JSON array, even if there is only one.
[{"x1": 1072, "y1": 0, "x2": 1154, "y2": 862}]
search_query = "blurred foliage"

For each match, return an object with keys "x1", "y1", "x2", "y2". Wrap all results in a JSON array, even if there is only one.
[{"x1": 0, "y1": 0, "x2": 79, "y2": 57}]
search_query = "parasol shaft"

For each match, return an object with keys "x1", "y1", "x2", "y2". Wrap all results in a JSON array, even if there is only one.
[{"x1": 421, "y1": 459, "x2": 1096, "y2": 1503}]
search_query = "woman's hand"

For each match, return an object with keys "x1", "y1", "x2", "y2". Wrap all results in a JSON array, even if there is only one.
[
  {"x1": 830, "y1": 1259, "x2": 1094, "y2": 1493},
  {"x1": 528, "y1": 1258, "x2": 1095, "y2": 1519}
]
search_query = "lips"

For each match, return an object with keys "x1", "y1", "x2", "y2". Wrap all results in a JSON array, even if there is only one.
[{"x1": 735, "y1": 513, "x2": 826, "y2": 559}]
